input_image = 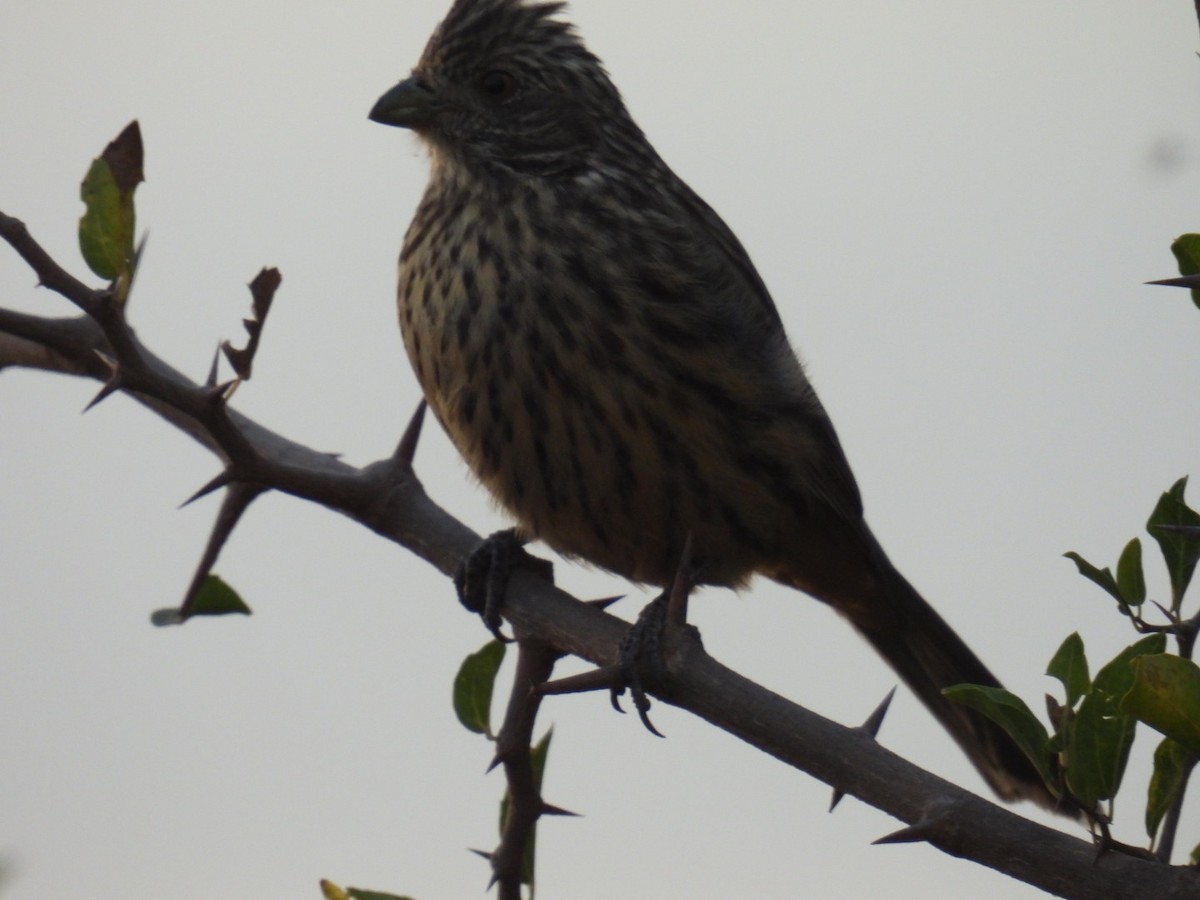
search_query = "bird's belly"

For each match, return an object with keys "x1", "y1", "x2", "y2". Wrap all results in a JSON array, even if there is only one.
[{"x1": 399, "y1": 284, "x2": 792, "y2": 588}]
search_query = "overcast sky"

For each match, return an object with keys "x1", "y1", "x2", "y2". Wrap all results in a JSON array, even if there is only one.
[{"x1": 4, "y1": 2, "x2": 1200, "y2": 898}]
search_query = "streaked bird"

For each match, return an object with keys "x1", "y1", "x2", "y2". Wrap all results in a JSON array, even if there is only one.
[{"x1": 370, "y1": 0, "x2": 1060, "y2": 811}]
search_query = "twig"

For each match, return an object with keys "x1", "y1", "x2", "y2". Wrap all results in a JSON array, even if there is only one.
[{"x1": 3, "y1": 210, "x2": 1197, "y2": 899}]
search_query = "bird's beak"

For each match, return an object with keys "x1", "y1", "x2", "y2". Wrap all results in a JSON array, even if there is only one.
[{"x1": 369, "y1": 76, "x2": 437, "y2": 130}]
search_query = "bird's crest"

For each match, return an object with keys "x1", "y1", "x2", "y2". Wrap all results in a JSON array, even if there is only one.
[{"x1": 421, "y1": 0, "x2": 586, "y2": 76}]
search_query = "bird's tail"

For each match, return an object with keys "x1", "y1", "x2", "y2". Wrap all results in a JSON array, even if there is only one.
[{"x1": 785, "y1": 553, "x2": 1069, "y2": 813}]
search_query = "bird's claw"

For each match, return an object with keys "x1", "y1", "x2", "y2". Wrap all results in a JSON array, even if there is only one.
[
  {"x1": 613, "y1": 592, "x2": 669, "y2": 736},
  {"x1": 454, "y1": 528, "x2": 552, "y2": 642}
]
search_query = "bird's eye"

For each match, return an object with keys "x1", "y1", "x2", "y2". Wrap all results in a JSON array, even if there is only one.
[{"x1": 480, "y1": 70, "x2": 515, "y2": 100}]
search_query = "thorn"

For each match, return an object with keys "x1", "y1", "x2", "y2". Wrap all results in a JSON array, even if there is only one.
[
  {"x1": 872, "y1": 819, "x2": 940, "y2": 846},
  {"x1": 585, "y1": 595, "x2": 624, "y2": 611},
  {"x1": 177, "y1": 481, "x2": 266, "y2": 620},
  {"x1": 860, "y1": 686, "x2": 896, "y2": 739},
  {"x1": 1147, "y1": 274, "x2": 1200, "y2": 288},
  {"x1": 393, "y1": 400, "x2": 427, "y2": 466},
  {"x1": 83, "y1": 374, "x2": 123, "y2": 412},
  {"x1": 540, "y1": 802, "x2": 581, "y2": 818},
  {"x1": 486, "y1": 753, "x2": 503, "y2": 774},
  {"x1": 832, "y1": 688, "x2": 897, "y2": 811},
  {"x1": 666, "y1": 532, "x2": 695, "y2": 627},
  {"x1": 538, "y1": 664, "x2": 626, "y2": 696},
  {"x1": 1150, "y1": 599, "x2": 1180, "y2": 625},
  {"x1": 206, "y1": 343, "x2": 221, "y2": 387},
  {"x1": 468, "y1": 848, "x2": 492, "y2": 861},
  {"x1": 179, "y1": 470, "x2": 235, "y2": 508}
]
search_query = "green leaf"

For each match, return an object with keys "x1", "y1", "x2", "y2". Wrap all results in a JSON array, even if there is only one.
[
  {"x1": 1092, "y1": 634, "x2": 1168, "y2": 700},
  {"x1": 1046, "y1": 632, "x2": 1090, "y2": 708},
  {"x1": 1064, "y1": 691, "x2": 1136, "y2": 810},
  {"x1": 943, "y1": 684, "x2": 1058, "y2": 792},
  {"x1": 78, "y1": 121, "x2": 143, "y2": 282},
  {"x1": 189, "y1": 574, "x2": 251, "y2": 617},
  {"x1": 453, "y1": 640, "x2": 505, "y2": 736},
  {"x1": 1145, "y1": 738, "x2": 1197, "y2": 841},
  {"x1": 1054, "y1": 637, "x2": 1165, "y2": 812},
  {"x1": 1116, "y1": 538, "x2": 1146, "y2": 607},
  {"x1": 78, "y1": 158, "x2": 132, "y2": 280},
  {"x1": 1168, "y1": 234, "x2": 1200, "y2": 308},
  {"x1": 1063, "y1": 552, "x2": 1125, "y2": 609},
  {"x1": 1121, "y1": 654, "x2": 1200, "y2": 754},
  {"x1": 1146, "y1": 477, "x2": 1200, "y2": 610}
]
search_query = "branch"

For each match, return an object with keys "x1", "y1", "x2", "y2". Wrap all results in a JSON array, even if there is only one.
[{"x1": 3, "y1": 212, "x2": 1196, "y2": 899}]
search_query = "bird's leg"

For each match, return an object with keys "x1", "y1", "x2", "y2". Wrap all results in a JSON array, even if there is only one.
[
  {"x1": 614, "y1": 533, "x2": 702, "y2": 734},
  {"x1": 454, "y1": 528, "x2": 553, "y2": 641},
  {"x1": 613, "y1": 589, "x2": 670, "y2": 736},
  {"x1": 540, "y1": 535, "x2": 703, "y2": 737}
]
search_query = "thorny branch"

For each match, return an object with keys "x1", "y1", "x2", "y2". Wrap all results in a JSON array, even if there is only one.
[{"x1": 2, "y1": 209, "x2": 1198, "y2": 899}]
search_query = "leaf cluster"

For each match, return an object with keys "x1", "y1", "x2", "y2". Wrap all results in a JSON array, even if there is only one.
[{"x1": 951, "y1": 477, "x2": 1200, "y2": 861}]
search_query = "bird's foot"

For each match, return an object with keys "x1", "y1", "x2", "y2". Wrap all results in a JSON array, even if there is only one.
[
  {"x1": 611, "y1": 590, "x2": 671, "y2": 736},
  {"x1": 541, "y1": 534, "x2": 703, "y2": 736},
  {"x1": 454, "y1": 528, "x2": 553, "y2": 642}
]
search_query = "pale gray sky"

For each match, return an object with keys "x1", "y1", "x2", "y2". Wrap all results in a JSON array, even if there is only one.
[{"x1": 3, "y1": 2, "x2": 1200, "y2": 898}]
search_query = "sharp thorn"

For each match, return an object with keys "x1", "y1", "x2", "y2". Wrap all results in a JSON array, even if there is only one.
[
  {"x1": 82, "y1": 376, "x2": 123, "y2": 412},
  {"x1": 206, "y1": 343, "x2": 221, "y2": 387},
  {"x1": 468, "y1": 848, "x2": 492, "y2": 862},
  {"x1": 586, "y1": 594, "x2": 625, "y2": 610},
  {"x1": 666, "y1": 531, "x2": 695, "y2": 627},
  {"x1": 829, "y1": 787, "x2": 846, "y2": 812},
  {"x1": 873, "y1": 820, "x2": 938, "y2": 846},
  {"x1": 538, "y1": 665, "x2": 625, "y2": 696},
  {"x1": 179, "y1": 470, "x2": 235, "y2": 508},
  {"x1": 394, "y1": 400, "x2": 428, "y2": 466},
  {"x1": 1147, "y1": 274, "x2": 1200, "y2": 288},
  {"x1": 486, "y1": 753, "x2": 503, "y2": 774},
  {"x1": 540, "y1": 802, "x2": 581, "y2": 818},
  {"x1": 859, "y1": 686, "x2": 897, "y2": 739},
  {"x1": 1150, "y1": 599, "x2": 1177, "y2": 624}
]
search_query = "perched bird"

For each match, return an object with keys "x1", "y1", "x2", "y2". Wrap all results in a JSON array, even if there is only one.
[{"x1": 371, "y1": 0, "x2": 1057, "y2": 810}]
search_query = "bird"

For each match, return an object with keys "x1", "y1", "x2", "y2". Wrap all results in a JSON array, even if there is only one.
[{"x1": 370, "y1": 0, "x2": 1059, "y2": 811}]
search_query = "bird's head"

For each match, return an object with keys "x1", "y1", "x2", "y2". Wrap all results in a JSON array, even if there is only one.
[{"x1": 370, "y1": 0, "x2": 635, "y2": 178}]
